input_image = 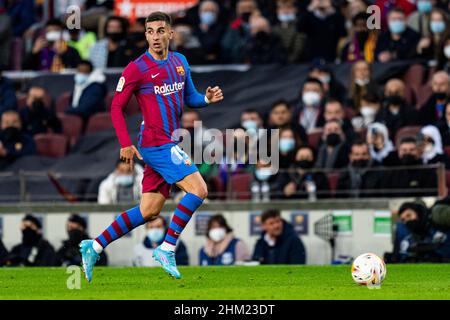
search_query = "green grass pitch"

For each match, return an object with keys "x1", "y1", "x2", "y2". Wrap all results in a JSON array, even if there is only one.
[{"x1": 0, "y1": 264, "x2": 449, "y2": 300}]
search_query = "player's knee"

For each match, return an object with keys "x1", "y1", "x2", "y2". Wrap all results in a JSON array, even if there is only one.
[
  {"x1": 194, "y1": 185, "x2": 208, "y2": 200},
  {"x1": 139, "y1": 204, "x2": 160, "y2": 220}
]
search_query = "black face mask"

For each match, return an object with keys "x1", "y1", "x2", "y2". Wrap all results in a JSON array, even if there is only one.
[
  {"x1": 434, "y1": 92, "x2": 448, "y2": 101},
  {"x1": 254, "y1": 31, "x2": 269, "y2": 41},
  {"x1": 22, "y1": 227, "x2": 41, "y2": 246},
  {"x1": 31, "y1": 99, "x2": 45, "y2": 114},
  {"x1": 401, "y1": 154, "x2": 419, "y2": 166},
  {"x1": 296, "y1": 160, "x2": 314, "y2": 169},
  {"x1": 352, "y1": 159, "x2": 369, "y2": 168},
  {"x1": 107, "y1": 32, "x2": 125, "y2": 43},
  {"x1": 129, "y1": 32, "x2": 146, "y2": 43},
  {"x1": 68, "y1": 229, "x2": 84, "y2": 245},
  {"x1": 241, "y1": 12, "x2": 251, "y2": 23},
  {"x1": 326, "y1": 133, "x2": 341, "y2": 146},
  {"x1": 405, "y1": 219, "x2": 427, "y2": 235},
  {"x1": 385, "y1": 94, "x2": 404, "y2": 106},
  {"x1": 2, "y1": 126, "x2": 21, "y2": 142}
]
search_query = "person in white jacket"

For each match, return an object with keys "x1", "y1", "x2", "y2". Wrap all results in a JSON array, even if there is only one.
[{"x1": 98, "y1": 161, "x2": 144, "y2": 204}]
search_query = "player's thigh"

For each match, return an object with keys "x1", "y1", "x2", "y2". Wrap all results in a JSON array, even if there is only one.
[
  {"x1": 140, "y1": 192, "x2": 166, "y2": 219},
  {"x1": 175, "y1": 171, "x2": 208, "y2": 199}
]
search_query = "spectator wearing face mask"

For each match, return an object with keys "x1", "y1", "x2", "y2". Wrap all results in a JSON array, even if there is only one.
[
  {"x1": 336, "y1": 140, "x2": 384, "y2": 198},
  {"x1": 277, "y1": 145, "x2": 329, "y2": 200},
  {"x1": 298, "y1": 0, "x2": 347, "y2": 62},
  {"x1": 0, "y1": 110, "x2": 35, "y2": 170},
  {"x1": 375, "y1": 78, "x2": 418, "y2": 140},
  {"x1": 437, "y1": 36, "x2": 450, "y2": 73},
  {"x1": 244, "y1": 14, "x2": 287, "y2": 64},
  {"x1": 316, "y1": 99, "x2": 356, "y2": 143},
  {"x1": 239, "y1": 108, "x2": 264, "y2": 139},
  {"x1": 19, "y1": 86, "x2": 62, "y2": 136},
  {"x1": 347, "y1": 60, "x2": 379, "y2": 112},
  {"x1": 384, "y1": 136, "x2": 438, "y2": 197},
  {"x1": 272, "y1": 0, "x2": 306, "y2": 63},
  {"x1": 3, "y1": 215, "x2": 57, "y2": 267},
  {"x1": 193, "y1": 0, "x2": 225, "y2": 64},
  {"x1": 199, "y1": 214, "x2": 250, "y2": 266},
  {"x1": 65, "y1": 60, "x2": 107, "y2": 122},
  {"x1": 366, "y1": 122, "x2": 397, "y2": 166},
  {"x1": 171, "y1": 19, "x2": 205, "y2": 65},
  {"x1": 340, "y1": 12, "x2": 377, "y2": 63},
  {"x1": 221, "y1": 0, "x2": 259, "y2": 63},
  {"x1": 295, "y1": 77, "x2": 325, "y2": 133},
  {"x1": 56, "y1": 214, "x2": 107, "y2": 267},
  {"x1": 315, "y1": 119, "x2": 350, "y2": 169},
  {"x1": 116, "y1": 17, "x2": 148, "y2": 63},
  {"x1": 278, "y1": 127, "x2": 302, "y2": 169},
  {"x1": 436, "y1": 101, "x2": 450, "y2": 146},
  {"x1": 0, "y1": 66, "x2": 17, "y2": 118},
  {"x1": 251, "y1": 159, "x2": 280, "y2": 201},
  {"x1": 89, "y1": 16, "x2": 129, "y2": 69},
  {"x1": 67, "y1": 28, "x2": 97, "y2": 61},
  {"x1": 419, "y1": 125, "x2": 449, "y2": 168},
  {"x1": 308, "y1": 60, "x2": 346, "y2": 103},
  {"x1": 252, "y1": 209, "x2": 306, "y2": 264},
  {"x1": 267, "y1": 100, "x2": 307, "y2": 143},
  {"x1": 23, "y1": 19, "x2": 81, "y2": 71},
  {"x1": 407, "y1": 0, "x2": 433, "y2": 37},
  {"x1": 419, "y1": 71, "x2": 450, "y2": 125},
  {"x1": 133, "y1": 216, "x2": 188, "y2": 266},
  {"x1": 351, "y1": 92, "x2": 381, "y2": 130},
  {"x1": 98, "y1": 161, "x2": 144, "y2": 204},
  {"x1": 416, "y1": 8, "x2": 449, "y2": 62},
  {"x1": 375, "y1": 7, "x2": 420, "y2": 63}
]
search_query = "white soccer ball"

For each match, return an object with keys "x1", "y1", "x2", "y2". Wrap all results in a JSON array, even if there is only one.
[{"x1": 351, "y1": 253, "x2": 386, "y2": 286}]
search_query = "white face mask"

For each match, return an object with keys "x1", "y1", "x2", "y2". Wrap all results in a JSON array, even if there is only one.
[
  {"x1": 209, "y1": 227, "x2": 226, "y2": 242},
  {"x1": 424, "y1": 143, "x2": 434, "y2": 154},
  {"x1": 255, "y1": 168, "x2": 273, "y2": 181},
  {"x1": 46, "y1": 31, "x2": 62, "y2": 42},
  {"x1": 242, "y1": 120, "x2": 258, "y2": 131},
  {"x1": 147, "y1": 228, "x2": 165, "y2": 243},
  {"x1": 115, "y1": 174, "x2": 134, "y2": 186},
  {"x1": 355, "y1": 78, "x2": 370, "y2": 86},
  {"x1": 360, "y1": 106, "x2": 377, "y2": 119},
  {"x1": 302, "y1": 91, "x2": 321, "y2": 106},
  {"x1": 444, "y1": 45, "x2": 450, "y2": 59}
]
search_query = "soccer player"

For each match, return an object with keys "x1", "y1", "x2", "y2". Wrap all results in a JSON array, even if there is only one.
[{"x1": 79, "y1": 11, "x2": 223, "y2": 281}]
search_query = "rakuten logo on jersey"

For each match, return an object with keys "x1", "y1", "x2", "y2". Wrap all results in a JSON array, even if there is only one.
[{"x1": 154, "y1": 82, "x2": 185, "y2": 96}]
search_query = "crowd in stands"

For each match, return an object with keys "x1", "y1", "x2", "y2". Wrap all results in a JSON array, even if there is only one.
[{"x1": 0, "y1": 0, "x2": 449, "y2": 200}]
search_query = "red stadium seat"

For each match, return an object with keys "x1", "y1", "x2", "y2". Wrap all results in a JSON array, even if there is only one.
[
  {"x1": 327, "y1": 172, "x2": 340, "y2": 198},
  {"x1": 416, "y1": 84, "x2": 433, "y2": 109},
  {"x1": 57, "y1": 113, "x2": 83, "y2": 146},
  {"x1": 307, "y1": 130, "x2": 323, "y2": 150},
  {"x1": 229, "y1": 173, "x2": 252, "y2": 200},
  {"x1": 56, "y1": 91, "x2": 72, "y2": 113},
  {"x1": 16, "y1": 93, "x2": 27, "y2": 109},
  {"x1": 85, "y1": 112, "x2": 112, "y2": 134},
  {"x1": 445, "y1": 147, "x2": 450, "y2": 159},
  {"x1": 394, "y1": 126, "x2": 422, "y2": 146},
  {"x1": 34, "y1": 133, "x2": 68, "y2": 158},
  {"x1": 10, "y1": 37, "x2": 23, "y2": 70}
]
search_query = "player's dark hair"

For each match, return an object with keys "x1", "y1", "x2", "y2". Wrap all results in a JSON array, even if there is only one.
[
  {"x1": 261, "y1": 209, "x2": 281, "y2": 223},
  {"x1": 207, "y1": 214, "x2": 233, "y2": 235},
  {"x1": 77, "y1": 60, "x2": 93, "y2": 72},
  {"x1": 146, "y1": 11, "x2": 173, "y2": 27}
]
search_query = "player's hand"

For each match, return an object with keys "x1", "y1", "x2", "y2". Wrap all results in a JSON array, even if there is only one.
[
  {"x1": 120, "y1": 145, "x2": 143, "y2": 170},
  {"x1": 206, "y1": 86, "x2": 224, "y2": 103}
]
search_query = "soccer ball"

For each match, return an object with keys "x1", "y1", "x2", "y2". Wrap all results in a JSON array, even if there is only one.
[{"x1": 351, "y1": 253, "x2": 386, "y2": 286}]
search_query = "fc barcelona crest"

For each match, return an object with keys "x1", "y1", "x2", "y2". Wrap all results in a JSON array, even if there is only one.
[{"x1": 176, "y1": 66, "x2": 185, "y2": 76}]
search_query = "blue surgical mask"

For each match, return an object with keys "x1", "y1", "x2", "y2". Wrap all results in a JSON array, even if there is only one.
[
  {"x1": 147, "y1": 228, "x2": 165, "y2": 243},
  {"x1": 430, "y1": 21, "x2": 446, "y2": 34},
  {"x1": 417, "y1": 1, "x2": 432, "y2": 13},
  {"x1": 277, "y1": 13, "x2": 296, "y2": 23},
  {"x1": 279, "y1": 138, "x2": 295, "y2": 153},
  {"x1": 242, "y1": 120, "x2": 258, "y2": 131},
  {"x1": 74, "y1": 73, "x2": 89, "y2": 85},
  {"x1": 115, "y1": 175, "x2": 134, "y2": 187},
  {"x1": 255, "y1": 168, "x2": 272, "y2": 181},
  {"x1": 200, "y1": 11, "x2": 217, "y2": 26},
  {"x1": 388, "y1": 20, "x2": 406, "y2": 34}
]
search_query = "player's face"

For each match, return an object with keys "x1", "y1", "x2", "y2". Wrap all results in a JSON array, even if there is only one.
[{"x1": 145, "y1": 20, "x2": 174, "y2": 54}]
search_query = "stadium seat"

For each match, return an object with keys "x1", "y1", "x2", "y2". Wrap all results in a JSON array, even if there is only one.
[
  {"x1": 327, "y1": 172, "x2": 340, "y2": 198},
  {"x1": 402, "y1": 64, "x2": 425, "y2": 96},
  {"x1": 416, "y1": 84, "x2": 433, "y2": 108},
  {"x1": 34, "y1": 133, "x2": 68, "y2": 158},
  {"x1": 307, "y1": 130, "x2": 323, "y2": 150},
  {"x1": 85, "y1": 112, "x2": 112, "y2": 134},
  {"x1": 57, "y1": 113, "x2": 83, "y2": 146},
  {"x1": 56, "y1": 91, "x2": 72, "y2": 113},
  {"x1": 229, "y1": 173, "x2": 252, "y2": 200},
  {"x1": 394, "y1": 126, "x2": 422, "y2": 146}
]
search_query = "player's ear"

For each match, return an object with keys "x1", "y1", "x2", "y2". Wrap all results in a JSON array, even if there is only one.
[{"x1": 168, "y1": 27, "x2": 174, "y2": 40}]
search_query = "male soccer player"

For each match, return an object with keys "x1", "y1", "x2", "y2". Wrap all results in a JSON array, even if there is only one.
[{"x1": 79, "y1": 11, "x2": 223, "y2": 281}]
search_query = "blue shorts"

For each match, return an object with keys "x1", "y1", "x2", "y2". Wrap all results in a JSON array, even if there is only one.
[{"x1": 138, "y1": 143, "x2": 198, "y2": 184}]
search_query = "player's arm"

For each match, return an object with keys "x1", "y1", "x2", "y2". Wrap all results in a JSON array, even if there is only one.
[
  {"x1": 183, "y1": 58, "x2": 223, "y2": 108},
  {"x1": 110, "y1": 63, "x2": 143, "y2": 167}
]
